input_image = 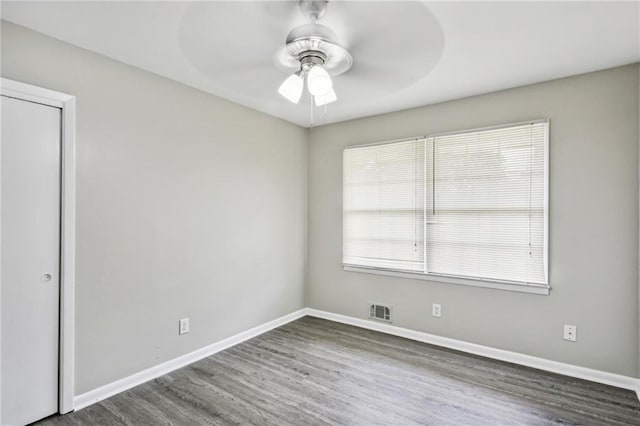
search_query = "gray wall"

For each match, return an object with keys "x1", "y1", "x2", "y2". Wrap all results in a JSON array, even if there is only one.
[
  {"x1": 308, "y1": 64, "x2": 640, "y2": 377},
  {"x1": 1, "y1": 21, "x2": 308, "y2": 394}
]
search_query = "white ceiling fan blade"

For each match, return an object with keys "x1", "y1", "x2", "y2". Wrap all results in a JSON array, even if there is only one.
[
  {"x1": 178, "y1": 2, "x2": 300, "y2": 82},
  {"x1": 323, "y1": 1, "x2": 444, "y2": 103}
]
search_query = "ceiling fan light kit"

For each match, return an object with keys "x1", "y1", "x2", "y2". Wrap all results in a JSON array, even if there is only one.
[
  {"x1": 277, "y1": 0, "x2": 353, "y2": 106},
  {"x1": 314, "y1": 88, "x2": 337, "y2": 107},
  {"x1": 278, "y1": 72, "x2": 304, "y2": 103},
  {"x1": 306, "y1": 65, "x2": 332, "y2": 96}
]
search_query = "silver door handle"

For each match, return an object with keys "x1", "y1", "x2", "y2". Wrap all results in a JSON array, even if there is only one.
[{"x1": 41, "y1": 273, "x2": 52, "y2": 282}]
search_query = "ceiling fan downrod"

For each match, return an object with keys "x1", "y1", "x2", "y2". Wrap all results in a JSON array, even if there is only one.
[{"x1": 299, "y1": 0, "x2": 329, "y2": 23}]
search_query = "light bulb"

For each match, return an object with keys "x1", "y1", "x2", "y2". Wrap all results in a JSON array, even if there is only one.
[
  {"x1": 314, "y1": 88, "x2": 337, "y2": 106},
  {"x1": 278, "y1": 73, "x2": 303, "y2": 103},
  {"x1": 307, "y1": 65, "x2": 333, "y2": 96}
]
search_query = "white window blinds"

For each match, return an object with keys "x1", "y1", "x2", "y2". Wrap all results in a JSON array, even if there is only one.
[
  {"x1": 426, "y1": 121, "x2": 548, "y2": 284},
  {"x1": 343, "y1": 139, "x2": 426, "y2": 272},
  {"x1": 343, "y1": 120, "x2": 548, "y2": 286}
]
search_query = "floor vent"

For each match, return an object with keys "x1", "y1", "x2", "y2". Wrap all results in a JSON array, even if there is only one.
[{"x1": 369, "y1": 303, "x2": 392, "y2": 322}]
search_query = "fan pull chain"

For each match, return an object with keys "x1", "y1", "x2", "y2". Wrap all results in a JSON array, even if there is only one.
[{"x1": 309, "y1": 96, "x2": 314, "y2": 128}]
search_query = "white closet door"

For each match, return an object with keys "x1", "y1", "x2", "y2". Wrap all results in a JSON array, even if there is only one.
[{"x1": 1, "y1": 95, "x2": 61, "y2": 426}]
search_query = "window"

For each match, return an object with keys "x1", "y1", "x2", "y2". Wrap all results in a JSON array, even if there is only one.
[
  {"x1": 343, "y1": 138, "x2": 426, "y2": 272},
  {"x1": 343, "y1": 120, "x2": 548, "y2": 289}
]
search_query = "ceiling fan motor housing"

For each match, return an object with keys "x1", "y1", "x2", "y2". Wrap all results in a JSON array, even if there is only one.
[{"x1": 284, "y1": 23, "x2": 353, "y2": 76}]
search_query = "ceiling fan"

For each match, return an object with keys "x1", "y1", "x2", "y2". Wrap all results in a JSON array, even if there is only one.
[
  {"x1": 178, "y1": 1, "x2": 444, "y2": 124},
  {"x1": 275, "y1": 0, "x2": 353, "y2": 107}
]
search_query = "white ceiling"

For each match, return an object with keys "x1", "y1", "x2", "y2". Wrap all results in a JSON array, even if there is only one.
[{"x1": 2, "y1": 1, "x2": 639, "y2": 128}]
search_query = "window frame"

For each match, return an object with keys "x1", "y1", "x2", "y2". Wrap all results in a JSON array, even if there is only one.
[{"x1": 342, "y1": 119, "x2": 550, "y2": 295}]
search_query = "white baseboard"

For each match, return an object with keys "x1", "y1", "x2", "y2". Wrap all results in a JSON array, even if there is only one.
[
  {"x1": 73, "y1": 309, "x2": 307, "y2": 410},
  {"x1": 305, "y1": 308, "x2": 640, "y2": 398},
  {"x1": 73, "y1": 306, "x2": 640, "y2": 411}
]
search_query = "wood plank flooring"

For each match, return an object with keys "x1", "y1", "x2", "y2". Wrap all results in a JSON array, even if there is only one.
[{"x1": 38, "y1": 316, "x2": 640, "y2": 425}]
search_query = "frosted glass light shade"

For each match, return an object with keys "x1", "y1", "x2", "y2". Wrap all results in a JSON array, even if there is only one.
[
  {"x1": 278, "y1": 73, "x2": 303, "y2": 103},
  {"x1": 307, "y1": 65, "x2": 333, "y2": 96},
  {"x1": 314, "y1": 88, "x2": 337, "y2": 106}
]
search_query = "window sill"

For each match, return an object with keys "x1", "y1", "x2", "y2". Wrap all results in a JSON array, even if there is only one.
[{"x1": 342, "y1": 265, "x2": 550, "y2": 295}]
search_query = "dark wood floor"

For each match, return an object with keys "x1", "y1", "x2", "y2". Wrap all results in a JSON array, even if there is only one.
[{"x1": 38, "y1": 316, "x2": 640, "y2": 425}]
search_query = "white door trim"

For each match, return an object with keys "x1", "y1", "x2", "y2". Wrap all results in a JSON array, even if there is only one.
[{"x1": 1, "y1": 78, "x2": 76, "y2": 414}]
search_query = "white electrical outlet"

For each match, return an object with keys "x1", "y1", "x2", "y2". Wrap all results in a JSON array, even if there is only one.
[
  {"x1": 179, "y1": 318, "x2": 189, "y2": 335},
  {"x1": 432, "y1": 303, "x2": 441, "y2": 318},
  {"x1": 563, "y1": 324, "x2": 577, "y2": 342}
]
